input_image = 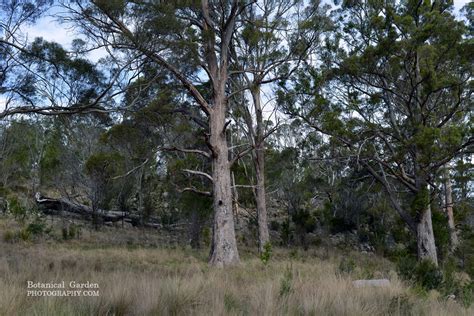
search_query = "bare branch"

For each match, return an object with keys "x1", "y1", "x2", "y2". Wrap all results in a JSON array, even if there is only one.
[
  {"x1": 230, "y1": 146, "x2": 253, "y2": 166},
  {"x1": 180, "y1": 187, "x2": 212, "y2": 197},
  {"x1": 160, "y1": 147, "x2": 210, "y2": 159},
  {"x1": 182, "y1": 169, "x2": 213, "y2": 182},
  {"x1": 111, "y1": 159, "x2": 149, "y2": 180}
]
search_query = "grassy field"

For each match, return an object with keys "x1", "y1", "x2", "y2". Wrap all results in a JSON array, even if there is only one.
[{"x1": 0, "y1": 217, "x2": 472, "y2": 316}]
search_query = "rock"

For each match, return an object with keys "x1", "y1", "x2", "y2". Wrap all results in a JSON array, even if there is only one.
[
  {"x1": 359, "y1": 242, "x2": 374, "y2": 252},
  {"x1": 352, "y1": 279, "x2": 390, "y2": 288}
]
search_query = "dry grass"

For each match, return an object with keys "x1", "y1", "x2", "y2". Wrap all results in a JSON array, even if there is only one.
[{"x1": 0, "y1": 217, "x2": 472, "y2": 315}]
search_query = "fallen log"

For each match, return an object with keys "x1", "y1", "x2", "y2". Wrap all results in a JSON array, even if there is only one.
[
  {"x1": 35, "y1": 193, "x2": 161, "y2": 228},
  {"x1": 35, "y1": 193, "x2": 92, "y2": 216}
]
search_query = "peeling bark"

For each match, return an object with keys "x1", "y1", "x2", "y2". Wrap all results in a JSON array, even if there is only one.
[
  {"x1": 444, "y1": 167, "x2": 459, "y2": 251},
  {"x1": 416, "y1": 203, "x2": 438, "y2": 266}
]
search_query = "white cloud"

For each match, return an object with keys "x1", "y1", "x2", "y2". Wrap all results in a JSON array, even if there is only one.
[
  {"x1": 22, "y1": 16, "x2": 72, "y2": 46},
  {"x1": 21, "y1": 13, "x2": 107, "y2": 62},
  {"x1": 454, "y1": 0, "x2": 470, "y2": 11}
]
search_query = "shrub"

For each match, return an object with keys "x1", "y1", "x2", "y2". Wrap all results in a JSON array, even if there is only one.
[
  {"x1": 329, "y1": 217, "x2": 355, "y2": 234},
  {"x1": 443, "y1": 262, "x2": 474, "y2": 307},
  {"x1": 69, "y1": 224, "x2": 79, "y2": 239},
  {"x1": 18, "y1": 228, "x2": 31, "y2": 241},
  {"x1": 456, "y1": 226, "x2": 474, "y2": 279},
  {"x1": 398, "y1": 257, "x2": 443, "y2": 291},
  {"x1": 260, "y1": 242, "x2": 272, "y2": 265},
  {"x1": 279, "y1": 265, "x2": 293, "y2": 297},
  {"x1": 8, "y1": 196, "x2": 27, "y2": 220},
  {"x1": 397, "y1": 255, "x2": 418, "y2": 282},
  {"x1": 3, "y1": 230, "x2": 16, "y2": 243},
  {"x1": 281, "y1": 220, "x2": 291, "y2": 246},
  {"x1": 270, "y1": 220, "x2": 280, "y2": 231},
  {"x1": 457, "y1": 282, "x2": 474, "y2": 307},
  {"x1": 415, "y1": 260, "x2": 443, "y2": 290},
  {"x1": 26, "y1": 219, "x2": 45, "y2": 236},
  {"x1": 338, "y1": 257, "x2": 356, "y2": 275},
  {"x1": 62, "y1": 226, "x2": 69, "y2": 240},
  {"x1": 431, "y1": 209, "x2": 450, "y2": 260},
  {"x1": 60, "y1": 224, "x2": 80, "y2": 240}
]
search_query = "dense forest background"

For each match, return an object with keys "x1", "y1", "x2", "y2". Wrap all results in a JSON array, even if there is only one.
[{"x1": 0, "y1": 0, "x2": 473, "y2": 308}]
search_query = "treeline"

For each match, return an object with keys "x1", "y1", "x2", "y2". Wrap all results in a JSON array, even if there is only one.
[{"x1": 0, "y1": 0, "x2": 472, "y2": 271}]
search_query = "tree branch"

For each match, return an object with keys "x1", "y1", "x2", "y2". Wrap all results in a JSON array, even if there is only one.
[
  {"x1": 182, "y1": 169, "x2": 213, "y2": 182},
  {"x1": 160, "y1": 146, "x2": 210, "y2": 159},
  {"x1": 180, "y1": 187, "x2": 212, "y2": 197}
]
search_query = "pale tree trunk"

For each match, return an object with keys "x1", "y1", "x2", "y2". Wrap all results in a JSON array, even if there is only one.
[
  {"x1": 444, "y1": 167, "x2": 458, "y2": 251},
  {"x1": 415, "y1": 182, "x2": 438, "y2": 266},
  {"x1": 208, "y1": 85, "x2": 240, "y2": 267},
  {"x1": 251, "y1": 86, "x2": 270, "y2": 253},
  {"x1": 202, "y1": 0, "x2": 240, "y2": 266},
  {"x1": 417, "y1": 203, "x2": 438, "y2": 266}
]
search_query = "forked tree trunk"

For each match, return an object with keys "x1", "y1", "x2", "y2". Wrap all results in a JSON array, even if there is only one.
[
  {"x1": 416, "y1": 203, "x2": 438, "y2": 266},
  {"x1": 444, "y1": 167, "x2": 459, "y2": 251},
  {"x1": 251, "y1": 86, "x2": 270, "y2": 253},
  {"x1": 208, "y1": 87, "x2": 240, "y2": 267}
]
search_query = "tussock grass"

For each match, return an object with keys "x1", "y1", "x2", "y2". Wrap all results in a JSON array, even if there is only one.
[{"x1": 0, "y1": 218, "x2": 472, "y2": 315}]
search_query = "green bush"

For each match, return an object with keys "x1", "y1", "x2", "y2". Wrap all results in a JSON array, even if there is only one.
[
  {"x1": 69, "y1": 224, "x2": 78, "y2": 239},
  {"x1": 26, "y1": 220, "x2": 45, "y2": 236},
  {"x1": 457, "y1": 282, "x2": 474, "y2": 307},
  {"x1": 61, "y1": 225, "x2": 80, "y2": 240},
  {"x1": 270, "y1": 220, "x2": 280, "y2": 231},
  {"x1": 442, "y1": 260, "x2": 473, "y2": 307},
  {"x1": 62, "y1": 226, "x2": 69, "y2": 240},
  {"x1": 456, "y1": 226, "x2": 474, "y2": 279},
  {"x1": 8, "y1": 196, "x2": 27, "y2": 220},
  {"x1": 397, "y1": 255, "x2": 418, "y2": 281},
  {"x1": 338, "y1": 257, "x2": 356, "y2": 275},
  {"x1": 260, "y1": 242, "x2": 272, "y2": 265},
  {"x1": 431, "y1": 209, "x2": 450, "y2": 260},
  {"x1": 398, "y1": 257, "x2": 443, "y2": 290},
  {"x1": 280, "y1": 220, "x2": 291, "y2": 246},
  {"x1": 18, "y1": 228, "x2": 31, "y2": 241},
  {"x1": 279, "y1": 265, "x2": 293, "y2": 297},
  {"x1": 415, "y1": 260, "x2": 443, "y2": 290}
]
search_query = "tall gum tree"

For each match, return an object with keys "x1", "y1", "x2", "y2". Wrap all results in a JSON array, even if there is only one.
[
  {"x1": 229, "y1": 0, "x2": 327, "y2": 252},
  {"x1": 63, "y1": 0, "x2": 257, "y2": 266},
  {"x1": 280, "y1": 0, "x2": 473, "y2": 265}
]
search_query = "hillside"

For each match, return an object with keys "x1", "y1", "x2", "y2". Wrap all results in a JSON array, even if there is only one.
[{"x1": 1, "y1": 216, "x2": 472, "y2": 316}]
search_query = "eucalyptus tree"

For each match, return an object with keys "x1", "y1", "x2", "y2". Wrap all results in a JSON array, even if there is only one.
[
  {"x1": 229, "y1": 0, "x2": 328, "y2": 252},
  {"x1": 280, "y1": 0, "x2": 473, "y2": 265},
  {"x1": 62, "y1": 0, "x2": 267, "y2": 266}
]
